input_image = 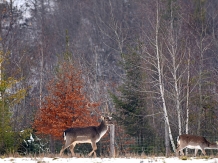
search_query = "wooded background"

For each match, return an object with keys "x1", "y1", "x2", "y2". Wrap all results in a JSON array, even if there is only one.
[{"x1": 0, "y1": 0, "x2": 218, "y2": 156}]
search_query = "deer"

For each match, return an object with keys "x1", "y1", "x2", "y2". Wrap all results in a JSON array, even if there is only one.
[
  {"x1": 59, "y1": 116, "x2": 113, "y2": 157},
  {"x1": 176, "y1": 134, "x2": 218, "y2": 157}
]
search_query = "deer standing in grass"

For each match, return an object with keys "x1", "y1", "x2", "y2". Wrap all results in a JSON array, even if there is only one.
[
  {"x1": 176, "y1": 134, "x2": 218, "y2": 156},
  {"x1": 59, "y1": 116, "x2": 113, "y2": 157}
]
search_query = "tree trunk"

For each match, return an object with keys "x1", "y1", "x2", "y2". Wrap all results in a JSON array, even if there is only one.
[
  {"x1": 155, "y1": 1, "x2": 176, "y2": 152},
  {"x1": 49, "y1": 135, "x2": 54, "y2": 153},
  {"x1": 185, "y1": 48, "x2": 191, "y2": 155},
  {"x1": 197, "y1": 51, "x2": 203, "y2": 135},
  {"x1": 39, "y1": 47, "x2": 43, "y2": 109},
  {"x1": 185, "y1": 49, "x2": 191, "y2": 134},
  {"x1": 165, "y1": 121, "x2": 170, "y2": 157},
  {"x1": 169, "y1": 0, "x2": 182, "y2": 136},
  {"x1": 0, "y1": 1, "x2": 6, "y2": 101}
]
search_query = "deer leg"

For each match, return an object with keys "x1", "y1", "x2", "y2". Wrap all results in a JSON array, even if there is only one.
[
  {"x1": 60, "y1": 145, "x2": 68, "y2": 156},
  {"x1": 200, "y1": 147, "x2": 206, "y2": 156},
  {"x1": 176, "y1": 146, "x2": 185, "y2": 156},
  {"x1": 176, "y1": 148, "x2": 180, "y2": 156},
  {"x1": 69, "y1": 143, "x2": 76, "y2": 157},
  {"x1": 59, "y1": 140, "x2": 73, "y2": 156},
  {"x1": 180, "y1": 149, "x2": 185, "y2": 156},
  {"x1": 88, "y1": 142, "x2": 97, "y2": 157},
  {"x1": 194, "y1": 149, "x2": 198, "y2": 156}
]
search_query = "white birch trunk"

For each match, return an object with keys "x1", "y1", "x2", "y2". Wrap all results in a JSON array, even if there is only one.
[
  {"x1": 185, "y1": 48, "x2": 191, "y2": 155},
  {"x1": 173, "y1": 58, "x2": 181, "y2": 135},
  {"x1": 155, "y1": 1, "x2": 176, "y2": 152},
  {"x1": 165, "y1": 121, "x2": 170, "y2": 156},
  {"x1": 185, "y1": 49, "x2": 191, "y2": 134},
  {"x1": 197, "y1": 42, "x2": 203, "y2": 135},
  {"x1": 170, "y1": 34, "x2": 182, "y2": 136},
  {"x1": 169, "y1": 0, "x2": 181, "y2": 135}
]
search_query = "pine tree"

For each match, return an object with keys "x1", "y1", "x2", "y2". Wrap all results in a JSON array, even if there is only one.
[
  {"x1": 110, "y1": 48, "x2": 154, "y2": 154},
  {"x1": 0, "y1": 65, "x2": 26, "y2": 154}
]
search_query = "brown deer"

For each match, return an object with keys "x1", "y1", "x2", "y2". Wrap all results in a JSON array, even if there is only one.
[
  {"x1": 59, "y1": 116, "x2": 113, "y2": 157},
  {"x1": 176, "y1": 134, "x2": 218, "y2": 156}
]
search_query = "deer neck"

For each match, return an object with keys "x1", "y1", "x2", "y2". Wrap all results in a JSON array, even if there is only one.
[
  {"x1": 95, "y1": 121, "x2": 108, "y2": 142},
  {"x1": 208, "y1": 142, "x2": 218, "y2": 149},
  {"x1": 97, "y1": 121, "x2": 108, "y2": 133},
  {"x1": 97, "y1": 121, "x2": 108, "y2": 137}
]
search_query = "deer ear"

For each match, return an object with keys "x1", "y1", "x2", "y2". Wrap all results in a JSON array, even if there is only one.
[{"x1": 101, "y1": 116, "x2": 104, "y2": 120}]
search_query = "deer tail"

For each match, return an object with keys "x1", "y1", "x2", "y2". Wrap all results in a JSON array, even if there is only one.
[
  {"x1": 177, "y1": 135, "x2": 180, "y2": 142},
  {"x1": 63, "y1": 131, "x2": 66, "y2": 141},
  {"x1": 177, "y1": 135, "x2": 180, "y2": 147}
]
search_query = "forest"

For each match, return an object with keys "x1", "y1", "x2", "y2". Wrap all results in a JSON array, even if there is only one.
[{"x1": 0, "y1": 0, "x2": 218, "y2": 157}]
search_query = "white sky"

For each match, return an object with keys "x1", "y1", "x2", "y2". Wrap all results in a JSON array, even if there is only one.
[{"x1": 1, "y1": 157, "x2": 218, "y2": 163}]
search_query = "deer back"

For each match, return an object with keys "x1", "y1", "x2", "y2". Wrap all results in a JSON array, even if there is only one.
[{"x1": 64, "y1": 126, "x2": 98, "y2": 139}]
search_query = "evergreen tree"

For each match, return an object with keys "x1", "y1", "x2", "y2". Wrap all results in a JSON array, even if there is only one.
[
  {"x1": 110, "y1": 48, "x2": 154, "y2": 154},
  {"x1": 0, "y1": 62, "x2": 26, "y2": 154}
]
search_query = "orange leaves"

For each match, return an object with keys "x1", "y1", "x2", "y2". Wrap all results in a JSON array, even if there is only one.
[{"x1": 33, "y1": 62, "x2": 99, "y2": 139}]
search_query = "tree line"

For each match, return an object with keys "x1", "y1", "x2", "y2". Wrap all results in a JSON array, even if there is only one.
[{"x1": 0, "y1": 0, "x2": 218, "y2": 156}]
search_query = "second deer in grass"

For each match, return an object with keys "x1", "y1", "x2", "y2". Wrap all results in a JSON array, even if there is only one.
[
  {"x1": 59, "y1": 116, "x2": 113, "y2": 157},
  {"x1": 176, "y1": 134, "x2": 218, "y2": 156}
]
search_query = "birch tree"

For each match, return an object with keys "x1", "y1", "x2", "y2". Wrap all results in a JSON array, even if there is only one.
[
  {"x1": 163, "y1": 0, "x2": 183, "y2": 135},
  {"x1": 163, "y1": 0, "x2": 190, "y2": 136},
  {"x1": 185, "y1": 49, "x2": 191, "y2": 135},
  {"x1": 140, "y1": 0, "x2": 176, "y2": 153}
]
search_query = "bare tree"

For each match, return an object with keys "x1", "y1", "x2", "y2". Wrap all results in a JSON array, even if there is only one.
[{"x1": 140, "y1": 0, "x2": 176, "y2": 153}]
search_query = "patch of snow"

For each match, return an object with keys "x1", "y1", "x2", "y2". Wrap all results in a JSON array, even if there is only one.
[
  {"x1": 30, "y1": 133, "x2": 34, "y2": 142},
  {"x1": 6, "y1": 0, "x2": 33, "y2": 19},
  {"x1": 27, "y1": 133, "x2": 34, "y2": 143},
  {"x1": 1, "y1": 157, "x2": 218, "y2": 163}
]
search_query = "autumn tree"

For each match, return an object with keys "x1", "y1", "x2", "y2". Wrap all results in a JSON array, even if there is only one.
[{"x1": 33, "y1": 62, "x2": 100, "y2": 139}]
